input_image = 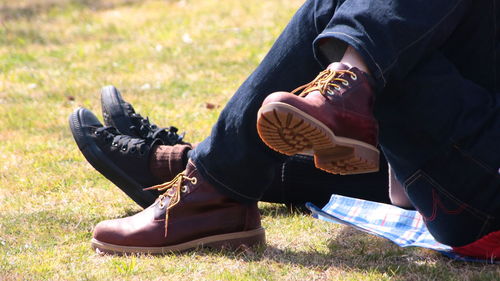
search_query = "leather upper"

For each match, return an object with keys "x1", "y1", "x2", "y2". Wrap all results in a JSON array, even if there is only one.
[
  {"x1": 262, "y1": 63, "x2": 378, "y2": 147},
  {"x1": 93, "y1": 160, "x2": 261, "y2": 247}
]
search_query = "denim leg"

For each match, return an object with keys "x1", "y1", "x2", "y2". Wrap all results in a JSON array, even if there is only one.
[
  {"x1": 312, "y1": 0, "x2": 498, "y2": 90},
  {"x1": 260, "y1": 154, "x2": 390, "y2": 207},
  {"x1": 376, "y1": 51, "x2": 500, "y2": 246},
  {"x1": 191, "y1": 0, "x2": 498, "y2": 207},
  {"x1": 305, "y1": 0, "x2": 499, "y2": 245},
  {"x1": 191, "y1": 0, "x2": 343, "y2": 202}
]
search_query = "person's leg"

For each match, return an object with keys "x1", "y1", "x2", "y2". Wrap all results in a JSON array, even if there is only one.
[
  {"x1": 255, "y1": 0, "x2": 500, "y2": 257},
  {"x1": 195, "y1": 0, "x2": 471, "y2": 194},
  {"x1": 257, "y1": 1, "x2": 491, "y2": 176},
  {"x1": 189, "y1": 0, "x2": 344, "y2": 201},
  {"x1": 308, "y1": 0, "x2": 500, "y2": 253},
  {"x1": 377, "y1": 51, "x2": 500, "y2": 249},
  {"x1": 313, "y1": 0, "x2": 483, "y2": 90},
  {"x1": 261, "y1": 155, "x2": 390, "y2": 207}
]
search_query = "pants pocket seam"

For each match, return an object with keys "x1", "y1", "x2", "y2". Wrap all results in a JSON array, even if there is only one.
[
  {"x1": 404, "y1": 170, "x2": 495, "y2": 243},
  {"x1": 404, "y1": 170, "x2": 491, "y2": 221}
]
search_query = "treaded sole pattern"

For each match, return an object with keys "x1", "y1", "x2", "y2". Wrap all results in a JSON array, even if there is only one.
[
  {"x1": 91, "y1": 227, "x2": 266, "y2": 255},
  {"x1": 257, "y1": 102, "x2": 379, "y2": 175}
]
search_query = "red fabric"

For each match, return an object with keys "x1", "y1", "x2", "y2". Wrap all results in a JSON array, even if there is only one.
[{"x1": 452, "y1": 230, "x2": 500, "y2": 260}]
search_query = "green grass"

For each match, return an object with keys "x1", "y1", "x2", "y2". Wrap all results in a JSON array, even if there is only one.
[{"x1": 0, "y1": 0, "x2": 499, "y2": 280}]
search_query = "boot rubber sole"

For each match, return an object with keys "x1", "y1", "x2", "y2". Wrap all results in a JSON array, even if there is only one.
[
  {"x1": 257, "y1": 102, "x2": 379, "y2": 175},
  {"x1": 91, "y1": 227, "x2": 266, "y2": 255}
]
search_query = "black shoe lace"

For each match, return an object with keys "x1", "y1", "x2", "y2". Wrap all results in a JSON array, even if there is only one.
[
  {"x1": 128, "y1": 113, "x2": 185, "y2": 145},
  {"x1": 94, "y1": 126, "x2": 150, "y2": 155}
]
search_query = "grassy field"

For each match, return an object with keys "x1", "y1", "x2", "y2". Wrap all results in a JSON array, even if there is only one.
[{"x1": 0, "y1": 0, "x2": 499, "y2": 280}]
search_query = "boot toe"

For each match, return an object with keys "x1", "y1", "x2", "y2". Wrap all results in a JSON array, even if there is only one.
[
  {"x1": 262, "y1": 91, "x2": 295, "y2": 105},
  {"x1": 92, "y1": 218, "x2": 132, "y2": 246},
  {"x1": 92, "y1": 206, "x2": 160, "y2": 248}
]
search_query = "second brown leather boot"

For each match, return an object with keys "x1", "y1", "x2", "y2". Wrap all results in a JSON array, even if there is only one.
[
  {"x1": 91, "y1": 160, "x2": 265, "y2": 255},
  {"x1": 257, "y1": 62, "x2": 379, "y2": 175}
]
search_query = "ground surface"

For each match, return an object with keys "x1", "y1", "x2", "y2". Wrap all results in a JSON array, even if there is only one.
[{"x1": 0, "y1": 0, "x2": 499, "y2": 280}]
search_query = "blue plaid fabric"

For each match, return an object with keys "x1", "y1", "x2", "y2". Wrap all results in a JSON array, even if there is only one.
[{"x1": 306, "y1": 195, "x2": 499, "y2": 264}]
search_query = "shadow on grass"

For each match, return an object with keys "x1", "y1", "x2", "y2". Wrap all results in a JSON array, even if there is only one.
[
  {"x1": 4, "y1": 208, "x2": 497, "y2": 279},
  {"x1": 258, "y1": 202, "x2": 312, "y2": 218},
  {"x1": 0, "y1": 0, "x2": 142, "y2": 21},
  {"x1": 187, "y1": 226, "x2": 496, "y2": 279},
  {"x1": 119, "y1": 203, "x2": 307, "y2": 219},
  {"x1": 238, "y1": 227, "x2": 496, "y2": 279}
]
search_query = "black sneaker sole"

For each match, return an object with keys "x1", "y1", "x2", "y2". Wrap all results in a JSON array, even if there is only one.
[
  {"x1": 101, "y1": 85, "x2": 135, "y2": 136},
  {"x1": 69, "y1": 107, "x2": 157, "y2": 208}
]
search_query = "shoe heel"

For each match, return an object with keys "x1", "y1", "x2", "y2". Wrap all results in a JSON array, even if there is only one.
[
  {"x1": 206, "y1": 229, "x2": 266, "y2": 251},
  {"x1": 314, "y1": 143, "x2": 379, "y2": 175}
]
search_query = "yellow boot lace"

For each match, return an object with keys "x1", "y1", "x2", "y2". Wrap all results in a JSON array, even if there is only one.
[
  {"x1": 291, "y1": 68, "x2": 357, "y2": 97},
  {"x1": 144, "y1": 172, "x2": 198, "y2": 236}
]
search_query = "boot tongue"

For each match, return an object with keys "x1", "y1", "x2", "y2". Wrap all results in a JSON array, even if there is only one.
[{"x1": 327, "y1": 62, "x2": 351, "y2": 71}]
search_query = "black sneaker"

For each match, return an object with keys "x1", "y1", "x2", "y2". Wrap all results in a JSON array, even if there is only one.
[
  {"x1": 69, "y1": 107, "x2": 160, "y2": 208},
  {"x1": 100, "y1": 85, "x2": 185, "y2": 145}
]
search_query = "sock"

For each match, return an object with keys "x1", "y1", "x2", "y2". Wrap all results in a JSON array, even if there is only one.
[{"x1": 149, "y1": 144, "x2": 192, "y2": 182}]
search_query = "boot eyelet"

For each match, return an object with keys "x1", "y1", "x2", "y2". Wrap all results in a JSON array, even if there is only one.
[
  {"x1": 181, "y1": 185, "x2": 189, "y2": 193},
  {"x1": 130, "y1": 147, "x2": 136, "y2": 153},
  {"x1": 158, "y1": 194, "x2": 167, "y2": 209},
  {"x1": 158, "y1": 195, "x2": 166, "y2": 209},
  {"x1": 121, "y1": 146, "x2": 127, "y2": 151},
  {"x1": 112, "y1": 142, "x2": 119, "y2": 147},
  {"x1": 326, "y1": 89, "x2": 335, "y2": 96},
  {"x1": 190, "y1": 177, "x2": 197, "y2": 185},
  {"x1": 94, "y1": 131, "x2": 101, "y2": 136},
  {"x1": 333, "y1": 85, "x2": 341, "y2": 91},
  {"x1": 342, "y1": 81, "x2": 349, "y2": 86},
  {"x1": 351, "y1": 74, "x2": 357, "y2": 80}
]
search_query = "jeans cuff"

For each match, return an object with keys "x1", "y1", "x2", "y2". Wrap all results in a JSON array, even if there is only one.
[{"x1": 313, "y1": 29, "x2": 387, "y2": 91}]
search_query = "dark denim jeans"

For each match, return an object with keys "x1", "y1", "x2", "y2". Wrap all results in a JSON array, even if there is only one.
[
  {"x1": 191, "y1": 0, "x2": 500, "y2": 247},
  {"x1": 260, "y1": 155, "x2": 390, "y2": 207}
]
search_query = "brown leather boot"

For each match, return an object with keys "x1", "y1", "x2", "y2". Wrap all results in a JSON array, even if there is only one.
[
  {"x1": 257, "y1": 62, "x2": 379, "y2": 175},
  {"x1": 91, "y1": 160, "x2": 265, "y2": 255}
]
